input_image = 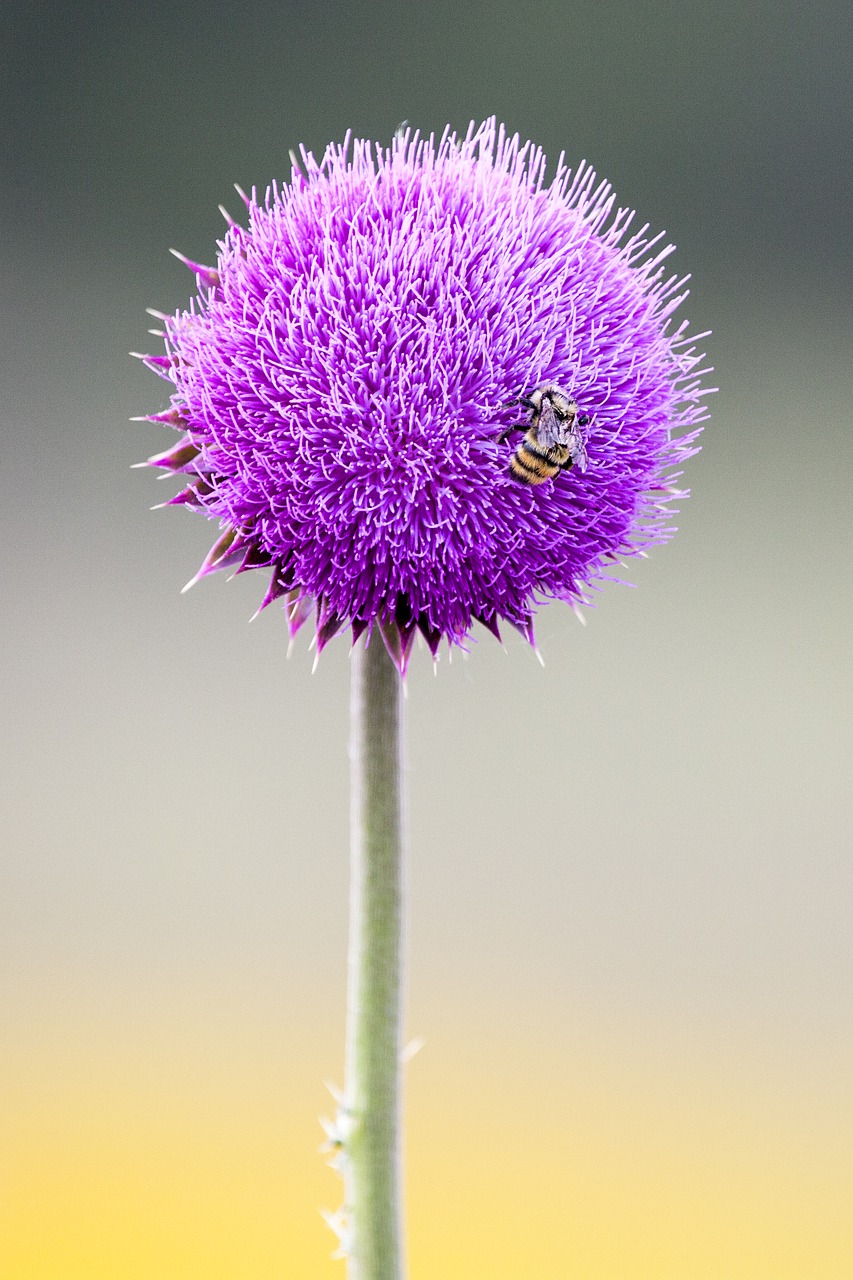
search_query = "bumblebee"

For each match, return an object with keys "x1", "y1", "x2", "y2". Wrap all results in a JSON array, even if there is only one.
[{"x1": 499, "y1": 384, "x2": 589, "y2": 484}]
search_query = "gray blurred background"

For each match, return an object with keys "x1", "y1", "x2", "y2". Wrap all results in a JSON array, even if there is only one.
[{"x1": 2, "y1": 2, "x2": 851, "y2": 1277}]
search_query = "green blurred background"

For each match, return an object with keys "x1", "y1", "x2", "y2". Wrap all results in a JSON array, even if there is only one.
[{"x1": 2, "y1": 2, "x2": 851, "y2": 1276}]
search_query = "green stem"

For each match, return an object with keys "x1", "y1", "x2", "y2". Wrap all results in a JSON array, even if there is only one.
[{"x1": 344, "y1": 636, "x2": 406, "y2": 1280}]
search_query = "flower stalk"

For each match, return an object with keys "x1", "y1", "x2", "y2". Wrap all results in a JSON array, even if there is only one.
[{"x1": 344, "y1": 635, "x2": 406, "y2": 1279}]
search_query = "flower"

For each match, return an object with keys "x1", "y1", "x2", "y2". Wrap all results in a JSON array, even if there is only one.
[{"x1": 134, "y1": 119, "x2": 710, "y2": 672}]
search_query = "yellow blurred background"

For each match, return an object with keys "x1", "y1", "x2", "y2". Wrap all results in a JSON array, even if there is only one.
[{"x1": 4, "y1": 1005, "x2": 852, "y2": 1277}]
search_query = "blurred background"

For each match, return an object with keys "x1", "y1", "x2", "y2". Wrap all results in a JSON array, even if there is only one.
[{"x1": 1, "y1": 1, "x2": 851, "y2": 1276}]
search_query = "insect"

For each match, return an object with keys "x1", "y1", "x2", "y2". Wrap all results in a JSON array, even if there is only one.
[{"x1": 498, "y1": 384, "x2": 590, "y2": 484}]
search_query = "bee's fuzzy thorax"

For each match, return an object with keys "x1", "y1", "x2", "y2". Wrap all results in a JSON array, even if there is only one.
[{"x1": 135, "y1": 118, "x2": 710, "y2": 672}]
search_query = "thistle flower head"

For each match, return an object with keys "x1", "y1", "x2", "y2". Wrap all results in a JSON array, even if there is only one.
[{"x1": 135, "y1": 119, "x2": 710, "y2": 671}]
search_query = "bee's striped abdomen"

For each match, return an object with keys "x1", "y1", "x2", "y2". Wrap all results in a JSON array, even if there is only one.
[{"x1": 509, "y1": 434, "x2": 568, "y2": 485}]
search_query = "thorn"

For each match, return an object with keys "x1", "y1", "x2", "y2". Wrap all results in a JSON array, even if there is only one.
[
  {"x1": 320, "y1": 1207, "x2": 350, "y2": 1258},
  {"x1": 350, "y1": 618, "x2": 370, "y2": 650},
  {"x1": 401, "y1": 1036, "x2": 425, "y2": 1064},
  {"x1": 234, "y1": 183, "x2": 250, "y2": 208},
  {"x1": 218, "y1": 203, "x2": 237, "y2": 227},
  {"x1": 318, "y1": 1115, "x2": 338, "y2": 1143},
  {"x1": 285, "y1": 592, "x2": 314, "y2": 641},
  {"x1": 534, "y1": 646, "x2": 545, "y2": 668},
  {"x1": 129, "y1": 351, "x2": 173, "y2": 369},
  {"x1": 378, "y1": 618, "x2": 406, "y2": 675},
  {"x1": 474, "y1": 611, "x2": 502, "y2": 643},
  {"x1": 143, "y1": 440, "x2": 201, "y2": 472},
  {"x1": 129, "y1": 409, "x2": 187, "y2": 426},
  {"x1": 318, "y1": 1103, "x2": 354, "y2": 1157},
  {"x1": 169, "y1": 248, "x2": 220, "y2": 287},
  {"x1": 167, "y1": 248, "x2": 193, "y2": 268}
]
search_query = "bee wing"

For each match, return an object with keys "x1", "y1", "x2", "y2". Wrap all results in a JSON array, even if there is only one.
[
  {"x1": 567, "y1": 425, "x2": 589, "y2": 472},
  {"x1": 536, "y1": 399, "x2": 563, "y2": 448}
]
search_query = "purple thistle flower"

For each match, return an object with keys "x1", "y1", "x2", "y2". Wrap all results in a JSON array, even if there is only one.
[{"x1": 135, "y1": 119, "x2": 710, "y2": 672}]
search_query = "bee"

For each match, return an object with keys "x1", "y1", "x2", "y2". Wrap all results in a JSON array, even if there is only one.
[{"x1": 499, "y1": 384, "x2": 590, "y2": 484}]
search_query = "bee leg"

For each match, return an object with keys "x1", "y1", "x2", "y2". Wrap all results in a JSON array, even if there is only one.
[{"x1": 496, "y1": 424, "x2": 525, "y2": 445}]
